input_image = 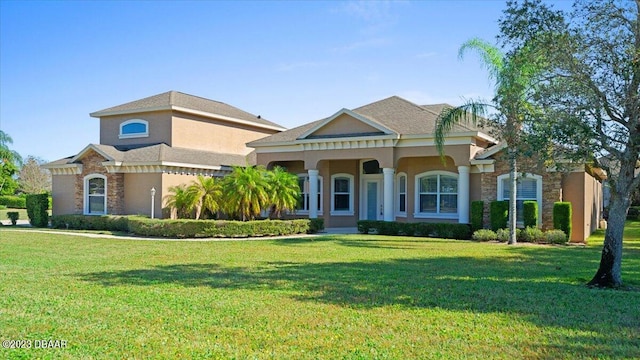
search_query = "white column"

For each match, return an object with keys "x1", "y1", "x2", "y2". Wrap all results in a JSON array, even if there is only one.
[
  {"x1": 457, "y1": 165, "x2": 470, "y2": 224},
  {"x1": 383, "y1": 167, "x2": 395, "y2": 221},
  {"x1": 308, "y1": 169, "x2": 319, "y2": 219}
]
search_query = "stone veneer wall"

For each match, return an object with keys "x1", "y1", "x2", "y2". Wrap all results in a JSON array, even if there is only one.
[
  {"x1": 74, "y1": 150, "x2": 125, "y2": 214},
  {"x1": 480, "y1": 153, "x2": 562, "y2": 230}
]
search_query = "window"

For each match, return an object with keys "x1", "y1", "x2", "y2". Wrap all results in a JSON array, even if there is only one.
[
  {"x1": 415, "y1": 171, "x2": 458, "y2": 217},
  {"x1": 498, "y1": 173, "x2": 542, "y2": 226},
  {"x1": 296, "y1": 174, "x2": 323, "y2": 213},
  {"x1": 396, "y1": 172, "x2": 407, "y2": 216},
  {"x1": 84, "y1": 174, "x2": 107, "y2": 215},
  {"x1": 119, "y1": 119, "x2": 149, "y2": 139},
  {"x1": 331, "y1": 173, "x2": 354, "y2": 215}
]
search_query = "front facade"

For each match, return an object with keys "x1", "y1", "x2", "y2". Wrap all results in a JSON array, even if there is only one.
[
  {"x1": 44, "y1": 91, "x2": 285, "y2": 218},
  {"x1": 249, "y1": 96, "x2": 605, "y2": 242}
]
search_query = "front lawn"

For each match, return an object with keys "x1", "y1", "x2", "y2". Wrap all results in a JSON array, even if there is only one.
[{"x1": 1, "y1": 224, "x2": 639, "y2": 359}]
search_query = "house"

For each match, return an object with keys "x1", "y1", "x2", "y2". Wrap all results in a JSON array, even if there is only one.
[
  {"x1": 43, "y1": 91, "x2": 285, "y2": 218},
  {"x1": 247, "y1": 96, "x2": 605, "y2": 242}
]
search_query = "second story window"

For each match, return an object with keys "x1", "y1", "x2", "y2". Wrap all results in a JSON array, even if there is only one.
[{"x1": 119, "y1": 119, "x2": 149, "y2": 139}]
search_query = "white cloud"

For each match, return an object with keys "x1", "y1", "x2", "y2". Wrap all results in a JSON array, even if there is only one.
[{"x1": 339, "y1": 0, "x2": 393, "y2": 21}]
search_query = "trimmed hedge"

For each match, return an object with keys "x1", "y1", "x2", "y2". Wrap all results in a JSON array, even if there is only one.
[
  {"x1": 553, "y1": 202, "x2": 572, "y2": 240},
  {"x1": 26, "y1": 194, "x2": 49, "y2": 227},
  {"x1": 523, "y1": 200, "x2": 538, "y2": 228},
  {"x1": 0, "y1": 195, "x2": 26, "y2": 209},
  {"x1": 357, "y1": 220, "x2": 471, "y2": 240},
  {"x1": 50, "y1": 215, "x2": 320, "y2": 238},
  {"x1": 490, "y1": 201, "x2": 509, "y2": 231},
  {"x1": 471, "y1": 201, "x2": 484, "y2": 231},
  {"x1": 7, "y1": 211, "x2": 19, "y2": 225}
]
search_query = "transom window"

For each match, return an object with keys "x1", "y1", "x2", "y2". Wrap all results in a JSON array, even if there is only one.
[
  {"x1": 296, "y1": 174, "x2": 323, "y2": 213},
  {"x1": 84, "y1": 174, "x2": 107, "y2": 215},
  {"x1": 498, "y1": 173, "x2": 542, "y2": 226},
  {"x1": 396, "y1": 172, "x2": 407, "y2": 216},
  {"x1": 331, "y1": 173, "x2": 354, "y2": 215},
  {"x1": 415, "y1": 171, "x2": 458, "y2": 217},
  {"x1": 119, "y1": 119, "x2": 149, "y2": 139}
]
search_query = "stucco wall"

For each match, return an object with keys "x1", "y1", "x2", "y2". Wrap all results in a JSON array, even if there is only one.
[
  {"x1": 51, "y1": 174, "x2": 77, "y2": 215},
  {"x1": 311, "y1": 114, "x2": 381, "y2": 136},
  {"x1": 563, "y1": 171, "x2": 603, "y2": 242},
  {"x1": 100, "y1": 111, "x2": 173, "y2": 147},
  {"x1": 320, "y1": 159, "x2": 359, "y2": 227},
  {"x1": 124, "y1": 173, "x2": 164, "y2": 217}
]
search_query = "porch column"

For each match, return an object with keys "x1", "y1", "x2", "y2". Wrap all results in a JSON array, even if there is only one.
[
  {"x1": 383, "y1": 167, "x2": 395, "y2": 221},
  {"x1": 457, "y1": 165, "x2": 470, "y2": 224},
  {"x1": 308, "y1": 169, "x2": 319, "y2": 219}
]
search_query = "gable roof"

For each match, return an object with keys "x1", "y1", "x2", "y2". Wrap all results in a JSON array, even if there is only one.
[
  {"x1": 249, "y1": 96, "x2": 489, "y2": 146},
  {"x1": 90, "y1": 91, "x2": 286, "y2": 132}
]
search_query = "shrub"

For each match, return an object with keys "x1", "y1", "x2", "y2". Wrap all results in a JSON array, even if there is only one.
[
  {"x1": 26, "y1": 194, "x2": 49, "y2": 227},
  {"x1": 553, "y1": 202, "x2": 572, "y2": 240},
  {"x1": 0, "y1": 195, "x2": 26, "y2": 208},
  {"x1": 545, "y1": 229, "x2": 567, "y2": 244},
  {"x1": 523, "y1": 200, "x2": 538, "y2": 228},
  {"x1": 519, "y1": 226, "x2": 545, "y2": 243},
  {"x1": 472, "y1": 229, "x2": 497, "y2": 241},
  {"x1": 627, "y1": 206, "x2": 640, "y2": 220},
  {"x1": 496, "y1": 228, "x2": 521, "y2": 242},
  {"x1": 128, "y1": 218, "x2": 313, "y2": 238},
  {"x1": 308, "y1": 218, "x2": 324, "y2": 234},
  {"x1": 7, "y1": 211, "x2": 19, "y2": 225},
  {"x1": 471, "y1": 201, "x2": 484, "y2": 231},
  {"x1": 50, "y1": 215, "x2": 130, "y2": 232},
  {"x1": 490, "y1": 201, "x2": 508, "y2": 231},
  {"x1": 356, "y1": 220, "x2": 471, "y2": 240}
]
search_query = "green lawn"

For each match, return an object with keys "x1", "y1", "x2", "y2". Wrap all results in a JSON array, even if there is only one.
[{"x1": 1, "y1": 225, "x2": 639, "y2": 359}]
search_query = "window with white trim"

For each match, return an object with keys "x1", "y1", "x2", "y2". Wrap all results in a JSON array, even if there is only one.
[
  {"x1": 119, "y1": 119, "x2": 149, "y2": 139},
  {"x1": 415, "y1": 171, "x2": 458, "y2": 217},
  {"x1": 296, "y1": 174, "x2": 323, "y2": 213},
  {"x1": 396, "y1": 172, "x2": 407, "y2": 216},
  {"x1": 331, "y1": 173, "x2": 354, "y2": 215},
  {"x1": 497, "y1": 173, "x2": 542, "y2": 226},
  {"x1": 84, "y1": 174, "x2": 107, "y2": 215}
]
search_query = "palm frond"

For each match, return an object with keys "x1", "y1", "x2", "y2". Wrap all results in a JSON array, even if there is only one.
[{"x1": 435, "y1": 100, "x2": 492, "y2": 162}]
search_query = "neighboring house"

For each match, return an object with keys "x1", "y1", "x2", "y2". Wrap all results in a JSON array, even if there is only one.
[
  {"x1": 43, "y1": 91, "x2": 285, "y2": 218},
  {"x1": 248, "y1": 96, "x2": 605, "y2": 242}
]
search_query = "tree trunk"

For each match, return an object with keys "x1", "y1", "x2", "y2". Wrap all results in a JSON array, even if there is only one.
[
  {"x1": 508, "y1": 151, "x2": 518, "y2": 245},
  {"x1": 588, "y1": 195, "x2": 627, "y2": 287}
]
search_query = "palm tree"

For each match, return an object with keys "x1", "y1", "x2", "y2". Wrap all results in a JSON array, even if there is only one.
[
  {"x1": 267, "y1": 166, "x2": 300, "y2": 219},
  {"x1": 222, "y1": 166, "x2": 270, "y2": 221},
  {"x1": 435, "y1": 38, "x2": 542, "y2": 244},
  {"x1": 0, "y1": 130, "x2": 22, "y2": 165},
  {"x1": 163, "y1": 184, "x2": 197, "y2": 219},
  {"x1": 187, "y1": 175, "x2": 222, "y2": 220}
]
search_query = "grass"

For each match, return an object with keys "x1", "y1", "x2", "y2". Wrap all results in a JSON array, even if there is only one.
[{"x1": 1, "y1": 224, "x2": 639, "y2": 359}]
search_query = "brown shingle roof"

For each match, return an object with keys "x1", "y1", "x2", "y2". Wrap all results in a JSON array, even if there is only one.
[{"x1": 90, "y1": 91, "x2": 285, "y2": 130}]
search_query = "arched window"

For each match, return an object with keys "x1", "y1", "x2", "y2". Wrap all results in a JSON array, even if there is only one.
[
  {"x1": 84, "y1": 174, "x2": 107, "y2": 215},
  {"x1": 119, "y1": 119, "x2": 149, "y2": 139},
  {"x1": 414, "y1": 171, "x2": 458, "y2": 218},
  {"x1": 331, "y1": 173, "x2": 354, "y2": 215},
  {"x1": 396, "y1": 172, "x2": 407, "y2": 216},
  {"x1": 497, "y1": 173, "x2": 542, "y2": 226},
  {"x1": 296, "y1": 174, "x2": 323, "y2": 214}
]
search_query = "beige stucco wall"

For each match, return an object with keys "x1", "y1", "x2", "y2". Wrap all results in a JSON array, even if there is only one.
[
  {"x1": 171, "y1": 111, "x2": 277, "y2": 155},
  {"x1": 319, "y1": 159, "x2": 359, "y2": 227},
  {"x1": 51, "y1": 174, "x2": 77, "y2": 215},
  {"x1": 311, "y1": 114, "x2": 381, "y2": 136},
  {"x1": 563, "y1": 171, "x2": 603, "y2": 242},
  {"x1": 100, "y1": 111, "x2": 173, "y2": 147},
  {"x1": 123, "y1": 173, "x2": 164, "y2": 217}
]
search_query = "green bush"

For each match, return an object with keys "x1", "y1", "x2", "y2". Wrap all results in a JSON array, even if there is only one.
[
  {"x1": 0, "y1": 195, "x2": 26, "y2": 208},
  {"x1": 0, "y1": 205, "x2": 6, "y2": 210},
  {"x1": 553, "y1": 202, "x2": 572, "y2": 240},
  {"x1": 496, "y1": 228, "x2": 521, "y2": 242},
  {"x1": 472, "y1": 229, "x2": 497, "y2": 241},
  {"x1": 51, "y1": 215, "x2": 130, "y2": 232},
  {"x1": 309, "y1": 218, "x2": 324, "y2": 234},
  {"x1": 523, "y1": 201, "x2": 538, "y2": 228},
  {"x1": 545, "y1": 229, "x2": 567, "y2": 244},
  {"x1": 356, "y1": 220, "x2": 471, "y2": 240},
  {"x1": 627, "y1": 206, "x2": 640, "y2": 220},
  {"x1": 26, "y1": 194, "x2": 49, "y2": 227},
  {"x1": 7, "y1": 211, "x2": 19, "y2": 225},
  {"x1": 490, "y1": 201, "x2": 508, "y2": 231},
  {"x1": 471, "y1": 201, "x2": 484, "y2": 231},
  {"x1": 519, "y1": 226, "x2": 545, "y2": 243},
  {"x1": 128, "y1": 218, "x2": 313, "y2": 238}
]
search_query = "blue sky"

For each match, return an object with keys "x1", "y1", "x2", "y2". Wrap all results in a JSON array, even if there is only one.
[{"x1": 0, "y1": 0, "x2": 569, "y2": 162}]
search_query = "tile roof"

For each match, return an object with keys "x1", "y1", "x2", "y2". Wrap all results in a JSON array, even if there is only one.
[
  {"x1": 90, "y1": 91, "x2": 285, "y2": 130},
  {"x1": 249, "y1": 96, "x2": 486, "y2": 145}
]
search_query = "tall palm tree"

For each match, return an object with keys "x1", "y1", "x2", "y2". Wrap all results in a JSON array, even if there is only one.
[
  {"x1": 187, "y1": 175, "x2": 222, "y2": 220},
  {"x1": 163, "y1": 184, "x2": 197, "y2": 219},
  {"x1": 435, "y1": 38, "x2": 542, "y2": 244},
  {"x1": 222, "y1": 166, "x2": 270, "y2": 221},
  {"x1": 267, "y1": 166, "x2": 300, "y2": 219},
  {"x1": 0, "y1": 130, "x2": 22, "y2": 165}
]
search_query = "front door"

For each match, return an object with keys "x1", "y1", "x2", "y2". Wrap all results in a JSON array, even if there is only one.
[{"x1": 364, "y1": 179, "x2": 382, "y2": 220}]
